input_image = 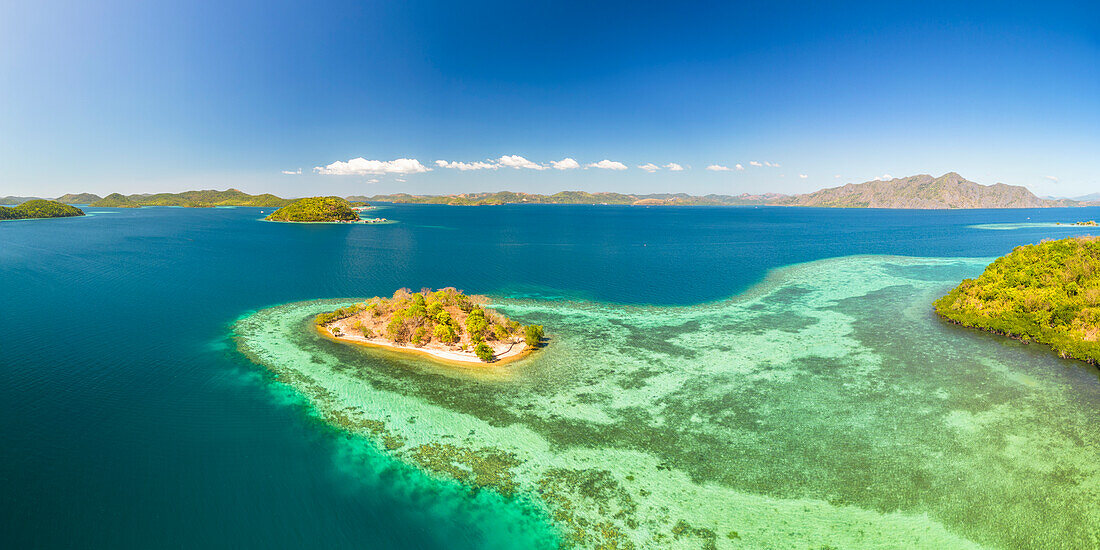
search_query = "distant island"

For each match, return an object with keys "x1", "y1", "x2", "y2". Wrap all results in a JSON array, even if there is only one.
[
  {"x1": 934, "y1": 236, "x2": 1100, "y2": 364},
  {"x1": 315, "y1": 288, "x2": 544, "y2": 363},
  {"x1": 54, "y1": 193, "x2": 103, "y2": 204},
  {"x1": 0, "y1": 200, "x2": 85, "y2": 220},
  {"x1": 90, "y1": 189, "x2": 291, "y2": 208},
  {"x1": 359, "y1": 172, "x2": 1086, "y2": 209},
  {"x1": 352, "y1": 190, "x2": 785, "y2": 207}
]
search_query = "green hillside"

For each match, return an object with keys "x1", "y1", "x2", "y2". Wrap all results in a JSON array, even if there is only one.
[
  {"x1": 935, "y1": 236, "x2": 1100, "y2": 364},
  {"x1": 265, "y1": 196, "x2": 359, "y2": 222},
  {"x1": 92, "y1": 193, "x2": 139, "y2": 207},
  {"x1": 0, "y1": 200, "x2": 85, "y2": 220},
  {"x1": 55, "y1": 193, "x2": 103, "y2": 204},
  {"x1": 91, "y1": 189, "x2": 291, "y2": 208}
]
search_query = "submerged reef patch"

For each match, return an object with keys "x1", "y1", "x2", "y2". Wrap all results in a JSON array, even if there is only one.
[{"x1": 234, "y1": 255, "x2": 1100, "y2": 549}]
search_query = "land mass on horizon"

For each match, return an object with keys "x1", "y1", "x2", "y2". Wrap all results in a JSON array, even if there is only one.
[
  {"x1": 361, "y1": 173, "x2": 1089, "y2": 209},
  {"x1": 90, "y1": 189, "x2": 290, "y2": 208},
  {"x1": 10, "y1": 172, "x2": 1092, "y2": 211}
]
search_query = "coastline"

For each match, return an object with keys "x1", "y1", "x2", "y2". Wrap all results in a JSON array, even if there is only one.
[
  {"x1": 259, "y1": 217, "x2": 397, "y2": 225},
  {"x1": 315, "y1": 325, "x2": 533, "y2": 365}
]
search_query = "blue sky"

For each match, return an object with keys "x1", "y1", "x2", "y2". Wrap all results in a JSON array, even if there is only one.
[{"x1": 1, "y1": 0, "x2": 1097, "y2": 197}]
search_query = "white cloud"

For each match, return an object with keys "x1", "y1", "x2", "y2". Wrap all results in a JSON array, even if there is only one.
[
  {"x1": 799, "y1": 174, "x2": 808, "y2": 179},
  {"x1": 749, "y1": 161, "x2": 763, "y2": 167},
  {"x1": 873, "y1": 174, "x2": 894, "y2": 181},
  {"x1": 367, "y1": 178, "x2": 380, "y2": 184},
  {"x1": 281, "y1": 168, "x2": 302, "y2": 175},
  {"x1": 395, "y1": 178, "x2": 407, "y2": 183},
  {"x1": 638, "y1": 163, "x2": 661, "y2": 172},
  {"x1": 587, "y1": 159, "x2": 629, "y2": 170},
  {"x1": 834, "y1": 174, "x2": 841, "y2": 179},
  {"x1": 314, "y1": 157, "x2": 431, "y2": 175},
  {"x1": 664, "y1": 163, "x2": 684, "y2": 171},
  {"x1": 764, "y1": 161, "x2": 780, "y2": 168},
  {"x1": 497, "y1": 155, "x2": 547, "y2": 170},
  {"x1": 1045, "y1": 175, "x2": 1059, "y2": 183},
  {"x1": 706, "y1": 164, "x2": 731, "y2": 171},
  {"x1": 435, "y1": 160, "x2": 499, "y2": 171},
  {"x1": 551, "y1": 158, "x2": 581, "y2": 170},
  {"x1": 734, "y1": 163, "x2": 744, "y2": 171}
]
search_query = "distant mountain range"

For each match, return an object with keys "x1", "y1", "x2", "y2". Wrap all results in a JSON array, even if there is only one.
[
  {"x1": 90, "y1": 189, "x2": 290, "y2": 208},
  {"x1": 360, "y1": 173, "x2": 1089, "y2": 209},
  {"x1": 5, "y1": 173, "x2": 1095, "y2": 210},
  {"x1": 773, "y1": 172, "x2": 1080, "y2": 209},
  {"x1": 349, "y1": 190, "x2": 786, "y2": 206}
]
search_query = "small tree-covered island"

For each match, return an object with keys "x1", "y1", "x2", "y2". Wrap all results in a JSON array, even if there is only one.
[
  {"x1": 0, "y1": 200, "x2": 85, "y2": 220},
  {"x1": 265, "y1": 196, "x2": 390, "y2": 223},
  {"x1": 315, "y1": 288, "x2": 544, "y2": 364},
  {"x1": 935, "y1": 236, "x2": 1100, "y2": 364}
]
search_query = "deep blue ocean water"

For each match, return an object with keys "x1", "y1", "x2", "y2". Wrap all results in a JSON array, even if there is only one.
[{"x1": 3, "y1": 204, "x2": 1100, "y2": 548}]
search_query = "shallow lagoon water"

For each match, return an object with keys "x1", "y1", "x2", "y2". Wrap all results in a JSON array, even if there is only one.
[
  {"x1": 3, "y1": 204, "x2": 1100, "y2": 548},
  {"x1": 236, "y1": 255, "x2": 1100, "y2": 549}
]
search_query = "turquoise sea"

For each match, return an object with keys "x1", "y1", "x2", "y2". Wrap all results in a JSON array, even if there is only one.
[{"x1": 3, "y1": 204, "x2": 1100, "y2": 548}]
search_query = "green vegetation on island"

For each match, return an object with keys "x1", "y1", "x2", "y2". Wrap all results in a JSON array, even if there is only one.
[
  {"x1": 315, "y1": 288, "x2": 544, "y2": 363},
  {"x1": 54, "y1": 193, "x2": 103, "y2": 204},
  {"x1": 91, "y1": 189, "x2": 291, "y2": 208},
  {"x1": 0, "y1": 200, "x2": 85, "y2": 220},
  {"x1": 265, "y1": 196, "x2": 359, "y2": 222},
  {"x1": 0, "y1": 196, "x2": 44, "y2": 206},
  {"x1": 934, "y1": 236, "x2": 1100, "y2": 364},
  {"x1": 355, "y1": 190, "x2": 782, "y2": 207},
  {"x1": 91, "y1": 193, "x2": 139, "y2": 207}
]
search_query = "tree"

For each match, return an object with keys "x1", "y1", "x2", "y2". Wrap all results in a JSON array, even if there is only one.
[
  {"x1": 386, "y1": 318, "x2": 409, "y2": 343},
  {"x1": 524, "y1": 325, "x2": 544, "y2": 348},
  {"x1": 474, "y1": 342, "x2": 494, "y2": 362},
  {"x1": 413, "y1": 326, "x2": 429, "y2": 346},
  {"x1": 466, "y1": 308, "x2": 489, "y2": 341},
  {"x1": 433, "y1": 323, "x2": 458, "y2": 343}
]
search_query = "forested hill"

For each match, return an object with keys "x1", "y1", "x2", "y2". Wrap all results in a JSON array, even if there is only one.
[
  {"x1": 55, "y1": 193, "x2": 103, "y2": 204},
  {"x1": 774, "y1": 173, "x2": 1075, "y2": 209},
  {"x1": 90, "y1": 189, "x2": 291, "y2": 208}
]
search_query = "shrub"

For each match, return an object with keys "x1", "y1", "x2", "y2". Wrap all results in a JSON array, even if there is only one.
[
  {"x1": 433, "y1": 323, "x2": 458, "y2": 343},
  {"x1": 474, "y1": 342, "x2": 494, "y2": 362},
  {"x1": 386, "y1": 318, "x2": 409, "y2": 343},
  {"x1": 412, "y1": 326, "x2": 429, "y2": 346},
  {"x1": 466, "y1": 308, "x2": 489, "y2": 340},
  {"x1": 524, "y1": 325, "x2": 544, "y2": 348}
]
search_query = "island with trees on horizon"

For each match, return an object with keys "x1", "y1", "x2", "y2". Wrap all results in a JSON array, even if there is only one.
[
  {"x1": 91, "y1": 189, "x2": 291, "y2": 208},
  {"x1": 314, "y1": 288, "x2": 544, "y2": 364},
  {"x1": 934, "y1": 236, "x2": 1100, "y2": 365},
  {"x1": 0, "y1": 200, "x2": 85, "y2": 221}
]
